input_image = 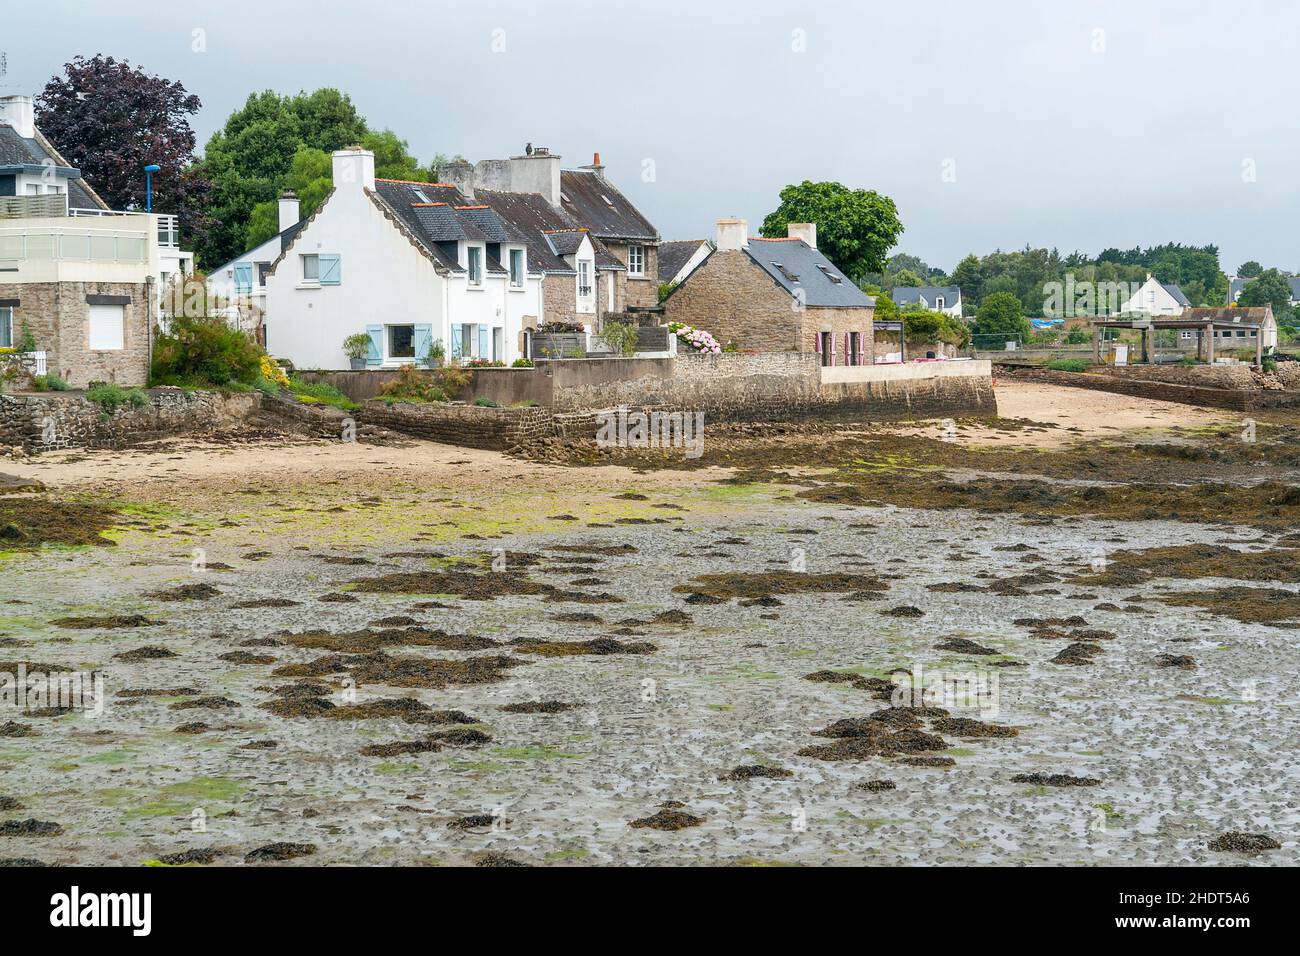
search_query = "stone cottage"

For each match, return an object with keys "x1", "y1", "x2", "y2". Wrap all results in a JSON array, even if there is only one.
[{"x1": 662, "y1": 219, "x2": 876, "y2": 363}]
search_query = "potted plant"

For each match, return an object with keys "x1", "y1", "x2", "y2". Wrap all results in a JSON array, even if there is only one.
[
  {"x1": 425, "y1": 337, "x2": 446, "y2": 369},
  {"x1": 343, "y1": 333, "x2": 371, "y2": 370}
]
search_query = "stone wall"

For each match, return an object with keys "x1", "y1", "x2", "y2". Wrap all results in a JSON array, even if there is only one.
[
  {"x1": 603, "y1": 240, "x2": 658, "y2": 310},
  {"x1": 1000, "y1": 365, "x2": 1300, "y2": 411},
  {"x1": 1097, "y1": 363, "x2": 1258, "y2": 389},
  {"x1": 360, "y1": 400, "x2": 552, "y2": 451},
  {"x1": 0, "y1": 388, "x2": 259, "y2": 453},
  {"x1": 1, "y1": 281, "x2": 152, "y2": 388},
  {"x1": 542, "y1": 273, "x2": 579, "y2": 326}
]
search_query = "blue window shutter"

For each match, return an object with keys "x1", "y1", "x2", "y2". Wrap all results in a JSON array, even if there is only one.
[
  {"x1": 319, "y1": 254, "x2": 341, "y2": 285},
  {"x1": 414, "y1": 324, "x2": 432, "y2": 363},
  {"x1": 233, "y1": 262, "x2": 252, "y2": 293},
  {"x1": 478, "y1": 325, "x2": 489, "y2": 358},
  {"x1": 365, "y1": 324, "x2": 382, "y2": 365},
  {"x1": 450, "y1": 324, "x2": 462, "y2": 359}
]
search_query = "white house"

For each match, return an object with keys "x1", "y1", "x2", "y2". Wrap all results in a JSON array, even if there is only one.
[
  {"x1": 891, "y1": 285, "x2": 963, "y2": 318},
  {"x1": 264, "y1": 148, "x2": 543, "y2": 369},
  {"x1": 208, "y1": 191, "x2": 304, "y2": 338},
  {"x1": 1119, "y1": 274, "x2": 1190, "y2": 316}
]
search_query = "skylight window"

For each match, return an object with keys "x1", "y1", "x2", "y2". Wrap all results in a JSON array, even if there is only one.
[
  {"x1": 602, "y1": 195, "x2": 615, "y2": 207},
  {"x1": 772, "y1": 262, "x2": 800, "y2": 283},
  {"x1": 816, "y1": 264, "x2": 843, "y2": 284},
  {"x1": 411, "y1": 188, "x2": 430, "y2": 202}
]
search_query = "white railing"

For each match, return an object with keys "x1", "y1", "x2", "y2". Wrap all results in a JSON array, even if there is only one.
[
  {"x1": 32, "y1": 350, "x2": 47, "y2": 376},
  {"x1": 68, "y1": 208, "x2": 180, "y2": 248}
]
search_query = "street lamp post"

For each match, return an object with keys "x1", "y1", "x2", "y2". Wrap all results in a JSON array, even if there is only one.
[{"x1": 144, "y1": 164, "x2": 161, "y2": 212}]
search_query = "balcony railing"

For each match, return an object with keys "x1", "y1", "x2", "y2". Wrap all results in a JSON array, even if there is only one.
[
  {"x1": 69, "y1": 208, "x2": 179, "y2": 248},
  {"x1": 0, "y1": 225, "x2": 149, "y2": 264},
  {"x1": 0, "y1": 194, "x2": 70, "y2": 219}
]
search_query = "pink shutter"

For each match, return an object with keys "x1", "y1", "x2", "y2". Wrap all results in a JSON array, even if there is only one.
[
  {"x1": 814, "y1": 332, "x2": 821, "y2": 354},
  {"x1": 843, "y1": 333, "x2": 850, "y2": 366}
]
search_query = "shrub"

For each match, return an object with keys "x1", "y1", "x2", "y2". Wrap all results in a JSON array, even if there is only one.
[
  {"x1": 510, "y1": 399, "x2": 539, "y2": 408},
  {"x1": 31, "y1": 374, "x2": 69, "y2": 392},
  {"x1": 1046, "y1": 358, "x2": 1091, "y2": 373},
  {"x1": 474, "y1": 397, "x2": 498, "y2": 407},
  {"x1": 666, "y1": 321, "x2": 722, "y2": 354},
  {"x1": 465, "y1": 358, "x2": 505, "y2": 368},
  {"x1": 259, "y1": 354, "x2": 289, "y2": 389},
  {"x1": 86, "y1": 382, "x2": 148, "y2": 413},
  {"x1": 151, "y1": 314, "x2": 262, "y2": 387},
  {"x1": 377, "y1": 364, "x2": 448, "y2": 403},
  {"x1": 597, "y1": 321, "x2": 639, "y2": 356},
  {"x1": 511, "y1": 357, "x2": 534, "y2": 368},
  {"x1": 1065, "y1": 327, "x2": 1090, "y2": 345},
  {"x1": 431, "y1": 363, "x2": 472, "y2": 398}
]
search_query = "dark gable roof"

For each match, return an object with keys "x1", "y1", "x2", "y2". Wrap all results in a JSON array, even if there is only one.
[
  {"x1": 1161, "y1": 282, "x2": 1191, "y2": 307},
  {"x1": 473, "y1": 187, "x2": 636, "y2": 274},
  {"x1": 0, "y1": 122, "x2": 108, "y2": 210},
  {"x1": 891, "y1": 286, "x2": 961, "y2": 307},
  {"x1": 558, "y1": 169, "x2": 658, "y2": 242},
  {"x1": 658, "y1": 239, "x2": 708, "y2": 282},
  {"x1": 744, "y1": 238, "x2": 874, "y2": 308}
]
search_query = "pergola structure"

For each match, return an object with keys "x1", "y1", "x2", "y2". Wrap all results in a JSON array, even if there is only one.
[
  {"x1": 1090, "y1": 316, "x2": 1265, "y2": 368},
  {"x1": 873, "y1": 319, "x2": 907, "y2": 363}
]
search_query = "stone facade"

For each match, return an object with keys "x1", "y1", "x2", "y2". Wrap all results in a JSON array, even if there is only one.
[
  {"x1": 543, "y1": 273, "x2": 579, "y2": 327},
  {"x1": 0, "y1": 388, "x2": 258, "y2": 453},
  {"x1": 602, "y1": 240, "x2": 658, "y2": 310},
  {"x1": 662, "y1": 249, "x2": 874, "y2": 359},
  {"x1": 361, "y1": 400, "x2": 552, "y2": 451},
  {"x1": 1, "y1": 281, "x2": 152, "y2": 387}
]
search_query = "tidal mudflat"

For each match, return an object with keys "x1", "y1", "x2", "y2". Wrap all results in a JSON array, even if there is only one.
[{"x1": 1, "y1": 383, "x2": 1296, "y2": 866}]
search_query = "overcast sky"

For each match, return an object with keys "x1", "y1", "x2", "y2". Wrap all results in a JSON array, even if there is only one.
[{"x1": 8, "y1": 0, "x2": 1298, "y2": 275}]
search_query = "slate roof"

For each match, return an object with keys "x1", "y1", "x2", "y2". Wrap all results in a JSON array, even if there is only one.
[
  {"x1": 658, "y1": 239, "x2": 709, "y2": 282},
  {"x1": 473, "y1": 189, "x2": 579, "y2": 273},
  {"x1": 1162, "y1": 282, "x2": 1191, "y2": 307},
  {"x1": 0, "y1": 122, "x2": 107, "y2": 210},
  {"x1": 558, "y1": 169, "x2": 658, "y2": 242},
  {"x1": 1228, "y1": 275, "x2": 1300, "y2": 304},
  {"x1": 1184, "y1": 306, "x2": 1273, "y2": 327},
  {"x1": 743, "y1": 238, "x2": 875, "y2": 308},
  {"x1": 891, "y1": 285, "x2": 962, "y2": 308}
]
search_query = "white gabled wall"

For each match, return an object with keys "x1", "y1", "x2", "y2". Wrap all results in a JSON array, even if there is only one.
[
  {"x1": 265, "y1": 149, "x2": 543, "y2": 369},
  {"x1": 265, "y1": 152, "x2": 447, "y2": 370}
]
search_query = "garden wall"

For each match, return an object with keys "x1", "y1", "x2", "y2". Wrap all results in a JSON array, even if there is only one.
[{"x1": 0, "y1": 388, "x2": 260, "y2": 453}]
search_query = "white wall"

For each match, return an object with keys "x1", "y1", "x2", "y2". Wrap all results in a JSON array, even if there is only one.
[{"x1": 265, "y1": 182, "x2": 446, "y2": 369}]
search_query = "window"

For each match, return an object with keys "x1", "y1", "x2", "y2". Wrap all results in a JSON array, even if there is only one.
[
  {"x1": 0, "y1": 307, "x2": 12, "y2": 348},
  {"x1": 935, "y1": 296, "x2": 945, "y2": 310},
  {"x1": 257, "y1": 262, "x2": 272, "y2": 287},
  {"x1": 88, "y1": 304, "x2": 125, "y2": 350},
  {"x1": 25, "y1": 184, "x2": 39, "y2": 196},
  {"x1": 627, "y1": 244, "x2": 645, "y2": 276},
  {"x1": 388, "y1": 325, "x2": 415, "y2": 359},
  {"x1": 412, "y1": 188, "x2": 430, "y2": 203},
  {"x1": 509, "y1": 249, "x2": 525, "y2": 287},
  {"x1": 302, "y1": 254, "x2": 320, "y2": 282},
  {"x1": 578, "y1": 260, "x2": 592, "y2": 297},
  {"x1": 493, "y1": 327, "x2": 503, "y2": 361},
  {"x1": 468, "y1": 246, "x2": 482, "y2": 285}
]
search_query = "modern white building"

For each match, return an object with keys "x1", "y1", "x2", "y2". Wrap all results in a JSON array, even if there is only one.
[
  {"x1": 891, "y1": 285, "x2": 963, "y2": 318},
  {"x1": 264, "y1": 148, "x2": 544, "y2": 369},
  {"x1": 208, "y1": 191, "x2": 304, "y2": 338},
  {"x1": 1119, "y1": 274, "x2": 1191, "y2": 316}
]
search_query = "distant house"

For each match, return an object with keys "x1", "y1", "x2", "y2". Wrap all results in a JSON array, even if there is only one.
[
  {"x1": 1120, "y1": 274, "x2": 1190, "y2": 316},
  {"x1": 891, "y1": 285, "x2": 962, "y2": 318},
  {"x1": 0, "y1": 94, "x2": 193, "y2": 386},
  {"x1": 264, "y1": 148, "x2": 544, "y2": 369},
  {"x1": 1179, "y1": 306, "x2": 1278, "y2": 351},
  {"x1": 1227, "y1": 274, "x2": 1300, "y2": 306},
  {"x1": 658, "y1": 239, "x2": 711, "y2": 288},
  {"x1": 209, "y1": 191, "x2": 305, "y2": 339},
  {"x1": 662, "y1": 219, "x2": 875, "y2": 363}
]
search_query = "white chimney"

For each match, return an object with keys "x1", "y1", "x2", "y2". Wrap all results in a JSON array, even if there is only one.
[
  {"x1": 787, "y1": 222, "x2": 817, "y2": 249},
  {"x1": 332, "y1": 148, "x2": 375, "y2": 192},
  {"x1": 0, "y1": 96, "x2": 36, "y2": 139},
  {"x1": 716, "y1": 218, "x2": 748, "y2": 251},
  {"x1": 278, "y1": 191, "x2": 300, "y2": 232}
]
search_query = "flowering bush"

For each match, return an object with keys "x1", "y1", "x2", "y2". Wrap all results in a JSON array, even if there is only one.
[
  {"x1": 259, "y1": 354, "x2": 290, "y2": 389},
  {"x1": 667, "y1": 322, "x2": 722, "y2": 354}
]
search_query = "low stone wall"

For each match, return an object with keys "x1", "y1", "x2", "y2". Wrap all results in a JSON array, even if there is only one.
[
  {"x1": 999, "y1": 365, "x2": 1300, "y2": 411},
  {"x1": 1099, "y1": 363, "x2": 1259, "y2": 390},
  {"x1": 0, "y1": 388, "x2": 261, "y2": 453},
  {"x1": 359, "y1": 400, "x2": 552, "y2": 451}
]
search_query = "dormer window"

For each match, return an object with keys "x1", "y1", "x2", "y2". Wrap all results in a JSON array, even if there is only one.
[
  {"x1": 467, "y1": 246, "x2": 483, "y2": 286},
  {"x1": 935, "y1": 296, "x2": 945, "y2": 310},
  {"x1": 628, "y1": 244, "x2": 645, "y2": 276}
]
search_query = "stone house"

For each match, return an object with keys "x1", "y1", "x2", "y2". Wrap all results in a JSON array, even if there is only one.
[
  {"x1": 438, "y1": 147, "x2": 660, "y2": 329},
  {"x1": 662, "y1": 219, "x2": 876, "y2": 363},
  {"x1": 1, "y1": 94, "x2": 176, "y2": 387}
]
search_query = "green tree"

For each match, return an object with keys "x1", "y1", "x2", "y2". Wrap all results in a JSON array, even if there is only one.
[
  {"x1": 759, "y1": 180, "x2": 903, "y2": 280},
  {"x1": 1237, "y1": 260, "x2": 1263, "y2": 278},
  {"x1": 950, "y1": 254, "x2": 983, "y2": 306},
  {"x1": 1238, "y1": 268, "x2": 1292, "y2": 313},
  {"x1": 890, "y1": 267, "x2": 924, "y2": 290},
  {"x1": 973, "y1": 292, "x2": 1030, "y2": 339}
]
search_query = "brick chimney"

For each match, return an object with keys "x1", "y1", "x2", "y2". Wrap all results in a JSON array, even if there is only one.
[
  {"x1": 716, "y1": 218, "x2": 748, "y2": 252},
  {"x1": 332, "y1": 147, "x2": 375, "y2": 191},
  {"x1": 0, "y1": 95, "x2": 36, "y2": 139},
  {"x1": 787, "y1": 222, "x2": 817, "y2": 249},
  {"x1": 278, "y1": 191, "x2": 300, "y2": 232}
]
